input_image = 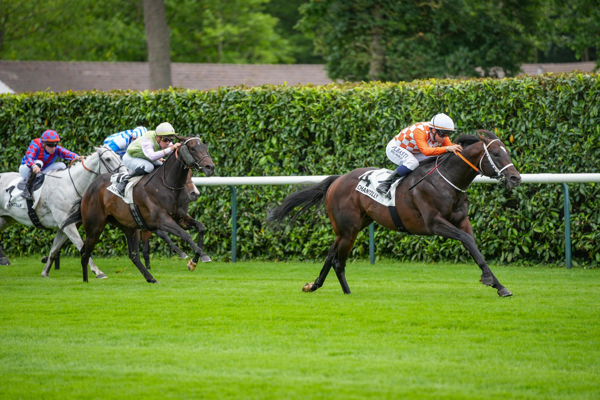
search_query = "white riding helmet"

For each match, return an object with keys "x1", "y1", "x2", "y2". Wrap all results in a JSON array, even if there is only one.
[
  {"x1": 430, "y1": 113, "x2": 455, "y2": 131},
  {"x1": 155, "y1": 122, "x2": 176, "y2": 136}
]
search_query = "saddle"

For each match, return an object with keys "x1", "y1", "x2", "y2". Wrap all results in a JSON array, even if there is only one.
[
  {"x1": 4, "y1": 174, "x2": 45, "y2": 209},
  {"x1": 107, "y1": 173, "x2": 143, "y2": 204},
  {"x1": 356, "y1": 169, "x2": 405, "y2": 207},
  {"x1": 356, "y1": 169, "x2": 407, "y2": 232},
  {"x1": 4, "y1": 175, "x2": 48, "y2": 229}
]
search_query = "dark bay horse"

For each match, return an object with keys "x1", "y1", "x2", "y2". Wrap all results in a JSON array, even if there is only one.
[
  {"x1": 62, "y1": 136, "x2": 215, "y2": 283},
  {"x1": 267, "y1": 130, "x2": 521, "y2": 297}
]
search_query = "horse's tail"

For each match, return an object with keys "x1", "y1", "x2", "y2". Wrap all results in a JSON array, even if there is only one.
[
  {"x1": 60, "y1": 199, "x2": 83, "y2": 230},
  {"x1": 266, "y1": 175, "x2": 340, "y2": 224}
]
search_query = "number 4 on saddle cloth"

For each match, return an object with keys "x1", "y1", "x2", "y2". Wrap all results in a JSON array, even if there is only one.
[{"x1": 356, "y1": 169, "x2": 405, "y2": 207}]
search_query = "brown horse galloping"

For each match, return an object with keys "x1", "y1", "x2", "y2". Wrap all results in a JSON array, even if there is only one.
[
  {"x1": 62, "y1": 136, "x2": 215, "y2": 283},
  {"x1": 267, "y1": 130, "x2": 521, "y2": 297}
]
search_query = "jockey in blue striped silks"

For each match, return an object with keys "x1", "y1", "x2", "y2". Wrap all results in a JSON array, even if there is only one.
[{"x1": 103, "y1": 126, "x2": 148, "y2": 158}]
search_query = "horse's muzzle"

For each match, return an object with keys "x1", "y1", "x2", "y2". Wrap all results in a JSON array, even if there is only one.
[
  {"x1": 505, "y1": 172, "x2": 522, "y2": 189},
  {"x1": 201, "y1": 163, "x2": 215, "y2": 177}
]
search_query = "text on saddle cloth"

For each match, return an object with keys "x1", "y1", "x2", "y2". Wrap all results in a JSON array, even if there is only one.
[
  {"x1": 4, "y1": 176, "x2": 44, "y2": 209},
  {"x1": 355, "y1": 169, "x2": 405, "y2": 207}
]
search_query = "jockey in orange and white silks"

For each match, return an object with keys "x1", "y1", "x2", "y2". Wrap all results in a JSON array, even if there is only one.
[{"x1": 376, "y1": 113, "x2": 463, "y2": 196}]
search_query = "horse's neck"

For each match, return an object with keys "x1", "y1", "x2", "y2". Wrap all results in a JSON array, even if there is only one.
[
  {"x1": 160, "y1": 157, "x2": 189, "y2": 188},
  {"x1": 60, "y1": 156, "x2": 100, "y2": 192}
]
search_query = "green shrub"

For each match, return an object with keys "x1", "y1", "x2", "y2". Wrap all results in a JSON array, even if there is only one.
[{"x1": 1, "y1": 73, "x2": 598, "y2": 266}]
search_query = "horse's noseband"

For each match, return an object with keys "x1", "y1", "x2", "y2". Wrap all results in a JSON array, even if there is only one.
[
  {"x1": 179, "y1": 138, "x2": 211, "y2": 172},
  {"x1": 479, "y1": 139, "x2": 513, "y2": 180}
]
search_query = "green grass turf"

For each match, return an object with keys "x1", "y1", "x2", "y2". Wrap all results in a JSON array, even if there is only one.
[{"x1": 1, "y1": 256, "x2": 598, "y2": 399}]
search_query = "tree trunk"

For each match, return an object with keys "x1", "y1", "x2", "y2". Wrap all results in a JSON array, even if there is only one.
[
  {"x1": 368, "y1": 5, "x2": 384, "y2": 81},
  {"x1": 143, "y1": 0, "x2": 171, "y2": 90}
]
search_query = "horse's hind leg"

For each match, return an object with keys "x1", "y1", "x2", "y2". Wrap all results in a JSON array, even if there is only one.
[
  {"x1": 331, "y1": 233, "x2": 357, "y2": 295},
  {"x1": 62, "y1": 224, "x2": 107, "y2": 279},
  {"x1": 42, "y1": 230, "x2": 69, "y2": 277},
  {"x1": 0, "y1": 245, "x2": 9, "y2": 266},
  {"x1": 303, "y1": 246, "x2": 335, "y2": 292}
]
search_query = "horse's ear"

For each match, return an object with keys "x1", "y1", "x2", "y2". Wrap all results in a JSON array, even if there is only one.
[
  {"x1": 176, "y1": 135, "x2": 186, "y2": 142},
  {"x1": 476, "y1": 129, "x2": 494, "y2": 142}
]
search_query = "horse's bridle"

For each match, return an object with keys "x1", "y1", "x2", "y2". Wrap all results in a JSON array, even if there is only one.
[
  {"x1": 157, "y1": 138, "x2": 211, "y2": 191},
  {"x1": 177, "y1": 137, "x2": 212, "y2": 172},
  {"x1": 436, "y1": 139, "x2": 514, "y2": 192},
  {"x1": 67, "y1": 147, "x2": 122, "y2": 197}
]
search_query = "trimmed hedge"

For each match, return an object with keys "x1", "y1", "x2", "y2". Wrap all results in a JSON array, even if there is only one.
[{"x1": 1, "y1": 73, "x2": 599, "y2": 267}]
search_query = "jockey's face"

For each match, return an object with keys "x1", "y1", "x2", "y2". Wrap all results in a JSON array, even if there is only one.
[
  {"x1": 157, "y1": 136, "x2": 172, "y2": 149},
  {"x1": 431, "y1": 128, "x2": 446, "y2": 145},
  {"x1": 43, "y1": 142, "x2": 58, "y2": 154}
]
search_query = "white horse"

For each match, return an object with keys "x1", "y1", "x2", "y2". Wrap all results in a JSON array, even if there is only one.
[{"x1": 0, "y1": 147, "x2": 123, "y2": 277}]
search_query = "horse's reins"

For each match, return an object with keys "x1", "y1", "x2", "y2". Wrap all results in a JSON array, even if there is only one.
[
  {"x1": 435, "y1": 138, "x2": 514, "y2": 192},
  {"x1": 65, "y1": 148, "x2": 121, "y2": 197},
  {"x1": 145, "y1": 137, "x2": 208, "y2": 190}
]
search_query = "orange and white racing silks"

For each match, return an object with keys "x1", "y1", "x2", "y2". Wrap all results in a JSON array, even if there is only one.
[{"x1": 392, "y1": 122, "x2": 453, "y2": 161}]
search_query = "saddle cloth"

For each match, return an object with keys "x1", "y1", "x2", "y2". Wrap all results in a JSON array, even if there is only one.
[
  {"x1": 107, "y1": 174, "x2": 144, "y2": 204},
  {"x1": 355, "y1": 169, "x2": 405, "y2": 207},
  {"x1": 4, "y1": 177, "x2": 42, "y2": 209}
]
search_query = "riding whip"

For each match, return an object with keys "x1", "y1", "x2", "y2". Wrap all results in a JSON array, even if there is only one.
[{"x1": 409, "y1": 154, "x2": 451, "y2": 191}]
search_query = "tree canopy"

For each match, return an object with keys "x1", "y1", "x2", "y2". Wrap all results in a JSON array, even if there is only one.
[{"x1": 0, "y1": 0, "x2": 596, "y2": 82}]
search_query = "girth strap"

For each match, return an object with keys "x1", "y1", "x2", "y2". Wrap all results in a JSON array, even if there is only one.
[
  {"x1": 129, "y1": 203, "x2": 150, "y2": 230},
  {"x1": 387, "y1": 206, "x2": 407, "y2": 232},
  {"x1": 26, "y1": 199, "x2": 48, "y2": 230}
]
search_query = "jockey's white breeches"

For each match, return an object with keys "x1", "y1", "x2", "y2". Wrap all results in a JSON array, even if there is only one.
[
  {"x1": 385, "y1": 142, "x2": 420, "y2": 171},
  {"x1": 123, "y1": 153, "x2": 162, "y2": 174},
  {"x1": 19, "y1": 162, "x2": 66, "y2": 180}
]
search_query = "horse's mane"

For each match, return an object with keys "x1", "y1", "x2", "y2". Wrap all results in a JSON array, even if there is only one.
[{"x1": 418, "y1": 129, "x2": 497, "y2": 167}]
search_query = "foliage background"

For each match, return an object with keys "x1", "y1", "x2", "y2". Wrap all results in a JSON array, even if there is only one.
[{"x1": 0, "y1": 72, "x2": 599, "y2": 266}]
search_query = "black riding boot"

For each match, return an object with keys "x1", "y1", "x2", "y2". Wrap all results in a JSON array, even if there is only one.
[
  {"x1": 114, "y1": 174, "x2": 130, "y2": 197},
  {"x1": 376, "y1": 171, "x2": 399, "y2": 196},
  {"x1": 22, "y1": 173, "x2": 36, "y2": 200},
  {"x1": 114, "y1": 167, "x2": 146, "y2": 197}
]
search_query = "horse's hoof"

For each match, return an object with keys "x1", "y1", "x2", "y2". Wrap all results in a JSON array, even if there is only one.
[
  {"x1": 200, "y1": 255, "x2": 212, "y2": 263},
  {"x1": 0, "y1": 257, "x2": 10, "y2": 266},
  {"x1": 187, "y1": 260, "x2": 197, "y2": 271},
  {"x1": 41, "y1": 256, "x2": 48, "y2": 263},
  {"x1": 41, "y1": 272, "x2": 49, "y2": 278},
  {"x1": 148, "y1": 279, "x2": 159, "y2": 284},
  {"x1": 498, "y1": 288, "x2": 513, "y2": 297},
  {"x1": 178, "y1": 253, "x2": 189, "y2": 260},
  {"x1": 302, "y1": 283, "x2": 314, "y2": 292},
  {"x1": 95, "y1": 273, "x2": 108, "y2": 279}
]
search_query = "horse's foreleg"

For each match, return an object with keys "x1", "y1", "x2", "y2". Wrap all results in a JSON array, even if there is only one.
[
  {"x1": 154, "y1": 230, "x2": 189, "y2": 260},
  {"x1": 180, "y1": 216, "x2": 211, "y2": 267},
  {"x1": 125, "y1": 229, "x2": 158, "y2": 283},
  {"x1": 159, "y1": 216, "x2": 210, "y2": 271},
  {"x1": 435, "y1": 219, "x2": 511, "y2": 297}
]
